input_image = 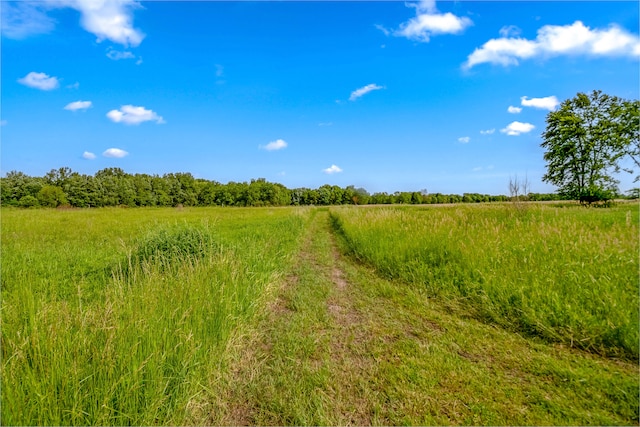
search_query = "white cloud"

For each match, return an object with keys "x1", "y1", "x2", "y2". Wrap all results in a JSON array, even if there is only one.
[
  {"x1": 480, "y1": 128, "x2": 495, "y2": 135},
  {"x1": 323, "y1": 164, "x2": 343, "y2": 174},
  {"x1": 18, "y1": 72, "x2": 59, "y2": 90},
  {"x1": 521, "y1": 95, "x2": 559, "y2": 111},
  {"x1": 106, "y1": 105, "x2": 165, "y2": 125},
  {"x1": 472, "y1": 166, "x2": 483, "y2": 172},
  {"x1": 107, "y1": 49, "x2": 135, "y2": 60},
  {"x1": 103, "y1": 148, "x2": 128, "y2": 158},
  {"x1": 1, "y1": 0, "x2": 145, "y2": 47},
  {"x1": 67, "y1": 0, "x2": 145, "y2": 47},
  {"x1": 349, "y1": 83, "x2": 384, "y2": 101},
  {"x1": 318, "y1": 122, "x2": 333, "y2": 127},
  {"x1": 464, "y1": 21, "x2": 640, "y2": 69},
  {"x1": 458, "y1": 136, "x2": 470, "y2": 143},
  {"x1": 396, "y1": 13, "x2": 472, "y2": 42},
  {"x1": 507, "y1": 106, "x2": 522, "y2": 114},
  {"x1": 375, "y1": 24, "x2": 391, "y2": 36},
  {"x1": 499, "y1": 25, "x2": 522, "y2": 38},
  {"x1": 501, "y1": 121, "x2": 535, "y2": 136},
  {"x1": 82, "y1": 151, "x2": 96, "y2": 160},
  {"x1": 66, "y1": 82, "x2": 80, "y2": 89},
  {"x1": 260, "y1": 139, "x2": 288, "y2": 151},
  {"x1": 64, "y1": 100, "x2": 92, "y2": 111},
  {"x1": 394, "y1": 0, "x2": 472, "y2": 42},
  {"x1": 1, "y1": 2, "x2": 56, "y2": 39}
]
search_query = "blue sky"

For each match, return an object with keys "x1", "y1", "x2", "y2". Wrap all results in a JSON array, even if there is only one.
[{"x1": 2, "y1": 0, "x2": 639, "y2": 195}]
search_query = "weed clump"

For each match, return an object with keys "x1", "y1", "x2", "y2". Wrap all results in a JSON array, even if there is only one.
[{"x1": 131, "y1": 224, "x2": 218, "y2": 270}]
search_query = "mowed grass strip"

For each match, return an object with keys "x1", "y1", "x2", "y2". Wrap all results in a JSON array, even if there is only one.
[
  {"x1": 330, "y1": 203, "x2": 639, "y2": 359},
  {"x1": 1, "y1": 206, "x2": 311, "y2": 426},
  {"x1": 200, "y1": 209, "x2": 638, "y2": 425}
]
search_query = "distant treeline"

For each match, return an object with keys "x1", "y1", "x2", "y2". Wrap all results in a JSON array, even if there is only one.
[{"x1": 2, "y1": 167, "x2": 570, "y2": 208}]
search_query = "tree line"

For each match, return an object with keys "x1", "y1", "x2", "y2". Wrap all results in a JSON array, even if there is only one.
[
  {"x1": 3, "y1": 91, "x2": 637, "y2": 208},
  {"x1": 1, "y1": 166, "x2": 564, "y2": 208}
]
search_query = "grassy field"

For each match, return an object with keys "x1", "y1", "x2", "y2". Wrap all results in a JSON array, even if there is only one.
[
  {"x1": 2, "y1": 204, "x2": 638, "y2": 425},
  {"x1": 1, "y1": 206, "x2": 311, "y2": 425},
  {"x1": 330, "y1": 203, "x2": 639, "y2": 359}
]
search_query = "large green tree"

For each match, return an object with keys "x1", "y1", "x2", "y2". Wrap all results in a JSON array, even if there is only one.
[{"x1": 541, "y1": 90, "x2": 638, "y2": 201}]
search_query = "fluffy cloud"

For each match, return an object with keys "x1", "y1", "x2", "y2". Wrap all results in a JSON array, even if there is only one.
[
  {"x1": 480, "y1": 128, "x2": 495, "y2": 135},
  {"x1": 18, "y1": 72, "x2": 59, "y2": 90},
  {"x1": 106, "y1": 105, "x2": 164, "y2": 125},
  {"x1": 82, "y1": 151, "x2": 96, "y2": 159},
  {"x1": 64, "y1": 100, "x2": 92, "y2": 111},
  {"x1": 260, "y1": 139, "x2": 288, "y2": 151},
  {"x1": 103, "y1": 148, "x2": 129, "y2": 158},
  {"x1": 323, "y1": 164, "x2": 343, "y2": 174},
  {"x1": 458, "y1": 136, "x2": 470, "y2": 143},
  {"x1": 393, "y1": 0, "x2": 472, "y2": 42},
  {"x1": 501, "y1": 121, "x2": 535, "y2": 136},
  {"x1": 349, "y1": 84, "x2": 384, "y2": 101},
  {"x1": 521, "y1": 95, "x2": 559, "y2": 111},
  {"x1": 1, "y1": 0, "x2": 144, "y2": 47},
  {"x1": 464, "y1": 21, "x2": 640, "y2": 69},
  {"x1": 508, "y1": 106, "x2": 522, "y2": 114},
  {"x1": 65, "y1": 0, "x2": 145, "y2": 47}
]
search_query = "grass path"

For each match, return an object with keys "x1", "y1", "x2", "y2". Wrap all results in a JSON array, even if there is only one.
[{"x1": 198, "y1": 209, "x2": 638, "y2": 425}]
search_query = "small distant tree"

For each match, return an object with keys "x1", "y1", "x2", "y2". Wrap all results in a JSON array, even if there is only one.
[
  {"x1": 37, "y1": 185, "x2": 68, "y2": 207},
  {"x1": 508, "y1": 174, "x2": 530, "y2": 214},
  {"x1": 509, "y1": 174, "x2": 530, "y2": 201},
  {"x1": 626, "y1": 188, "x2": 640, "y2": 199},
  {"x1": 541, "y1": 90, "x2": 637, "y2": 202}
]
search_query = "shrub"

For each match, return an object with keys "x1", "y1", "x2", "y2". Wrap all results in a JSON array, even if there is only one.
[{"x1": 18, "y1": 195, "x2": 40, "y2": 208}]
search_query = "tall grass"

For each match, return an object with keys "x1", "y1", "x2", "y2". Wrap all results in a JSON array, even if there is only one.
[
  {"x1": 330, "y1": 203, "x2": 639, "y2": 359},
  {"x1": 1, "y1": 207, "x2": 311, "y2": 425}
]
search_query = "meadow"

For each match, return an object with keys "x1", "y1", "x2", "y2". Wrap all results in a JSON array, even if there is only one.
[
  {"x1": 1, "y1": 206, "x2": 311, "y2": 425},
  {"x1": 1, "y1": 203, "x2": 638, "y2": 425},
  {"x1": 330, "y1": 203, "x2": 639, "y2": 359}
]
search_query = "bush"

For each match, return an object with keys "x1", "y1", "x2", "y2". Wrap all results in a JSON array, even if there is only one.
[
  {"x1": 579, "y1": 185, "x2": 615, "y2": 206},
  {"x1": 17, "y1": 195, "x2": 40, "y2": 208}
]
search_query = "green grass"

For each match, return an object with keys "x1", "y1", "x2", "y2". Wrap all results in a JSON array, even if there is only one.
[
  {"x1": 200, "y1": 209, "x2": 639, "y2": 425},
  {"x1": 2, "y1": 204, "x2": 638, "y2": 425},
  {"x1": 330, "y1": 203, "x2": 639, "y2": 359},
  {"x1": 1, "y1": 206, "x2": 311, "y2": 425}
]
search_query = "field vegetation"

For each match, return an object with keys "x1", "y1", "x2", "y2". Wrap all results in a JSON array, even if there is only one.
[
  {"x1": 1, "y1": 203, "x2": 638, "y2": 425},
  {"x1": 330, "y1": 203, "x2": 639, "y2": 359},
  {"x1": 1, "y1": 206, "x2": 311, "y2": 425}
]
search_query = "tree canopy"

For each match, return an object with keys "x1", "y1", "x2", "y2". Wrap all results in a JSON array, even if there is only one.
[
  {"x1": 541, "y1": 90, "x2": 638, "y2": 201},
  {"x1": 1, "y1": 167, "x2": 523, "y2": 208}
]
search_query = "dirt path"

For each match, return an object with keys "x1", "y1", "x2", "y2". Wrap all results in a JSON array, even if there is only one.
[{"x1": 201, "y1": 209, "x2": 638, "y2": 426}]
